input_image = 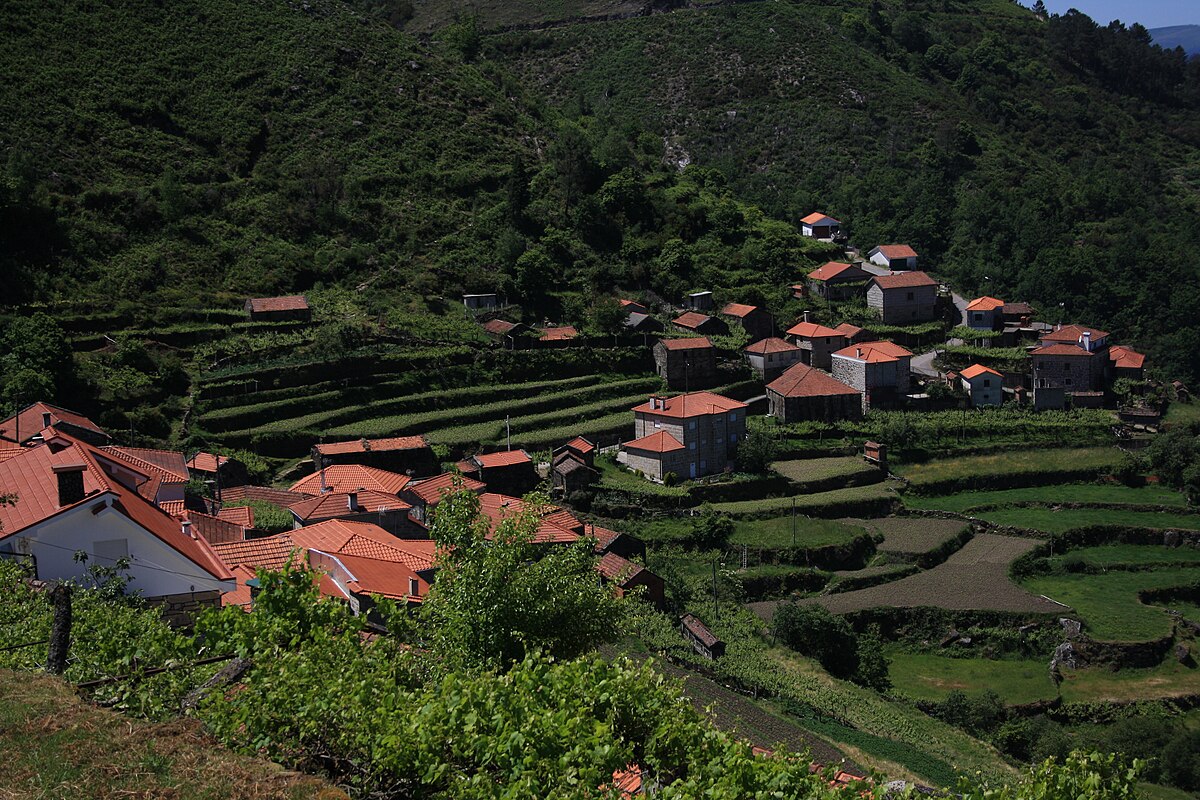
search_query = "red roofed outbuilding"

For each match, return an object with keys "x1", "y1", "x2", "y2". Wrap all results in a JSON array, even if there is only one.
[
  {"x1": 806, "y1": 261, "x2": 871, "y2": 300},
  {"x1": 767, "y1": 363, "x2": 863, "y2": 424},
  {"x1": 744, "y1": 337, "x2": 802, "y2": 381},
  {"x1": 867, "y1": 244, "x2": 919, "y2": 270},
  {"x1": 312, "y1": 435, "x2": 436, "y2": 477},
  {"x1": 966, "y1": 296, "x2": 1005, "y2": 330},
  {"x1": 244, "y1": 295, "x2": 311, "y2": 322},
  {"x1": 400, "y1": 472, "x2": 486, "y2": 524},
  {"x1": 652, "y1": 337, "x2": 717, "y2": 390},
  {"x1": 288, "y1": 489, "x2": 420, "y2": 538},
  {"x1": 959, "y1": 363, "x2": 1003, "y2": 407},
  {"x1": 786, "y1": 320, "x2": 850, "y2": 371},
  {"x1": 719, "y1": 302, "x2": 773, "y2": 340},
  {"x1": 671, "y1": 311, "x2": 726, "y2": 336},
  {"x1": 1109, "y1": 345, "x2": 1147, "y2": 381},
  {"x1": 460, "y1": 449, "x2": 539, "y2": 497},
  {"x1": 799, "y1": 212, "x2": 842, "y2": 239},
  {"x1": 597, "y1": 552, "x2": 666, "y2": 609},
  {"x1": 0, "y1": 402, "x2": 110, "y2": 447}
]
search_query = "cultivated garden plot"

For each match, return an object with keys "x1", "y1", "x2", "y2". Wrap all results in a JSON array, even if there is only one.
[
  {"x1": 901, "y1": 483, "x2": 1188, "y2": 514},
  {"x1": 711, "y1": 482, "x2": 901, "y2": 518},
  {"x1": 978, "y1": 507, "x2": 1200, "y2": 535},
  {"x1": 730, "y1": 517, "x2": 868, "y2": 550},
  {"x1": 770, "y1": 457, "x2": 879, "y2": 486},
  {"x1": 864, "y1": 518, "x2": 971, "y2": 556},
  {"x1": 803, "y1": 534, "x2": 1063, "y2": 616}
]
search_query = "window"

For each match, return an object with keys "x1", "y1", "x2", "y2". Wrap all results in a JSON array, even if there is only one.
[
  {"x1": 689, "y1": 420, "x2": 697, "y2": 430},
  {"x1": 983, "y1": 379, "x2": 991, "y2": 387},
  {"x1": 906, "y1": 291, "x2": 914, "y2": 300},
  {"x1": 1065, "y1": 378, "x2": 1072, "y2": 386},
  {"x1": 409, "y1": 578, "x2": 420, "y2": 596},
  {"x1": 729, "y1": 434, "x2": 737, "y2": 443},
  {"x1": 700, "y1": 460, "x2": 707, "y2": 471},
  {"x1": 729, "y1": 412, "x2": 737, "y2": 421},
  {"x1": 689, "y1": 442, "x2": 696, "y2": 450}
]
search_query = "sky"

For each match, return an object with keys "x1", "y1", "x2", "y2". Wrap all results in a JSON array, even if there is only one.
[{"x1": 1036, "y1": 1, "x2": 1197, "y2": 29}]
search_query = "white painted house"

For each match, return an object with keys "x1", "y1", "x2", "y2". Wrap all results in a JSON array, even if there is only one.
[
  {"x1": 960, "y1": 364, "x2": 1003, "y2": 407},
  {"x1": 868, "y1": 245, "x2": 919, "y2": 270},
  {"x1": 800, "y1": 212, "x2": 842, "y2": 238}
]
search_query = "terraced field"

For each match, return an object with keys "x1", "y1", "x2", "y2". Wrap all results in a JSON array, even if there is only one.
[
  {"x1": 887, "y1": 652, "x2": 1057, "y2": 706},
  {"x1": 902, "y1": 483, "x2": 1188, "y2": 514},
  {"x1": 711, "y1": 482, "x2": 901, "y2": 518},
  {"x1": 978, "y1": 507, "x2": 1200, "y2": 535},
  {"x1": 730, "y1": 517, "x2": 868, "y2": 550},
  {"x1": 866, "y1": 518, "x2": 971, "y2": 557},
  {"x1": 896, "y1": 447, "x2": 1124, "y2": 494},
  {"x1": 771, "y1": 457, "x2": 880, "y2": 486},
  {"x1": 792, "y1": 534, "x2": 1061, "y2": 616}
]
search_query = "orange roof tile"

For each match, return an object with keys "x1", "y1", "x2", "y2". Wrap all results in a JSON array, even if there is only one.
[
  {"x1": 474, "y1": 450, "x2": 532, "y2": 468},
  {"x1": 564, "y1": 436, "x2": 596, "y2": 454},
  {"x1": 476, "y1": 493, "x2": 581, "y2": 545},
  {"x1": 483, "y1": 319, "x2": 521, "y2": 336},
  {"x1": 1031, "y1": 344, "x2": 1096, "y2": 357},
  {"x1": 966, "y1": 296, "x2": 1005, "y2": 312},
  {"x1": 321, "y1": 551, "x2": 426, "y2": 600},
  {"x1": 870, "y1": 271, "x2": 936, "y2": 289},
  {"x1": 589, "y1": 525, "x2": 624, "y2": 552},
  {"x1": 807, "y1": 262, "x2": 865, "y2": 282},
  {"x1": 314, "y1": 436, "x2": 428, "y2": 456},
  {"x1": 960, "y1": 363, "x2": 1002, "y2": 380},
  {"x1": 834, "y1": 322, "x2": 866, "y2": 338},
  {"x1": 721, "y1": 302, "x2": 759, "y2": 318},
  {"x1": 672, "y1": 311, "x2": 714, "y2": 330},
  {"x1": 597, "y1": 552, "x2": 644, "y2": 584},
  {"x1": 832, "y1": 340, "x2": 913, "y2": 363},
  {"x1": 288, "y1": 520, "x2": 438, "y2": 572},
  {"x1": 0, "y1": 402, "x2": 107, "y2": 445},
  {"x1": 632, "y1": 391, "x2": 747, "y2": 419},
  {"x1": 101, "y1": 447, "x2": 189, "y2": 483},
  {"x1": 786, "y1": 321, "x2": 844, "y2": 339},
  {"x1": 658, "y1": 337, "x2": 713, "y2": 351},
  {"x1": 288, "y1": 490, "x2": 412, "y2": 522},
  {"x1": 800, "y1": 212, "x2": 840, "y2": 225},
  {"x1": 221, "y1": 485, "x2": 313, "y2": 506},
  {"x1": 623, "y1": 431, "x2": 685, "y2": 453},
  {"x1": 211, "y1": 533, "x2": 301, "y2": 571},
  {"x1": 619, "y1": 299, "x2": 647, "y2": 311},
  {"x1": 182, "y1": 509, "x2": 247, "y2": 546},
  {"x1": 216, "y1": 505, "x2": 255, "y2": 528},
  {"x1": 538, "y1": 325, "x2": 578, "y2": 341},
  {"x1": 1109, "y1": 345, "x2": 1146, "y2": 370},
  {"x1": 543, "y1": 507, "x2": 584, "y2": 534},
  {"x1": 745, "y1": 337, "x2": 800, "y2": 355},
  {"x1": 767, "y1": 363, "x2": 860, "y2": 398},
  {"x1": 290, "y1": 465, "x2": 412, "y2": 496},
  {"x1": 405, "y1": 472, "x2": 487, "y2": 506},
  {"x1": 186, "y1": 452, "x2": 229, "y2": 474},
  {"x1": 1041, "y1": 324, "x2": 1110, "y2": 343},
  {"x1": 872, "y1": 244, "x2": 918, "y2": 260},
  {"x1": 246, "y1": 295, "x2": 308, "y2": 313}
]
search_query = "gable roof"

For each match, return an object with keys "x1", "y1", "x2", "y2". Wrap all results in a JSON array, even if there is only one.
[
  {"x1": 631, "y1": 391, "x2": 748, "y2": 419},
  {"x1": 314, "y1": 436, "x2": 428, "y2": 456},
  {"x1": 744, "y1": 337, "x2": 800, "y2": 355},
  {"x1": 288, "y1": 520, "x2": 438, "y2": 572},
  {"x1": 539, "y1": 325, "x2": 579, "y2": 341},
  {"x1": 870, "y1": 245, "x2": 918, "y2": 260},
  {"x1": 246, "y1": 295, "x2": 308, "y2": 313},
  {"x1": 0, "y1": 402, "x2": 107, "y2": 445},
  {"x1": 1001, "y1": 302, "x2": 1036, "y2": 316},
  {"x1": 832, "y1": 341, "x2": 914, "y2": 363},
  {"x1": 834, "y1": 322, "x2": 867, "y2": 339},
  {"x1": 482, "y1": 319, "x2": 521, "y2": 336},
  {"x1": 869, "y1": 271, "x2": 937, "y2": 290},
  {"x1": 623, "y1": 431, "x2": 685, "y2": 453},
  {"x1": 785, "y1": 321, "x2": 844, "y2": 339},
  {"x1": 474, "y1": 450, "x2": 532, "y2": 469},
  {"x1": 0, "y1": 436, "x2": 232, "y2": 582},
  {"x1": 216, "y1": 505, "x2": 255, "y2": 528},
  {"x1": 319, "y1": 551, "x2": 425, "y2": 600},
  {"x1": 186, "y1": 452, "x2": 229, "y2": 474},
  {"x1": 220, "y1": 485, "x2": 313, "y2": 506},
  {"x1": 1109, "y1": 345, "x2": 1146, "y2": 370},
  {"x1": 800, "y1": 212, "x2": 840, "y2": 226},
  {"x1": 619, "y1": 299, "x2": 647, "y2": 310},
  {"x1": 807, "y1": 261, "x2": 867, "y2": 282},
  {"x1": 960, "y1": 363, "x2": 1002, "y2": 380},
  {"x1": 721, "y1": 302, "x2": 759, "y2": 318},
  {"x1": 672, "y1": 311, "x2": 714, "y2": 330},
  {"x1": 1041, "y1": 324, "x2": 1109, "y2": 344},
  {"x1": 564, "y1": 436, "x2": 596, "y2": 455},
  {"x1": 1031, "y1": 343, "x2": 1097, "y2": 357},
  {"x1": 597, "y1": 552, "x2": 645, "y2": 585},
  {"x1": 767, "y1": 363, "x2": 860, "y2": 398},
  {"x1": 288, "y1": 490, "x2": 412, "y2": 522},
  {"x1": 680, "y1": 613, "x2": 721, "y2": 647},
  {"x1": 476, "y1": 493, "x2": 581, "y2": 545},
  {"x1": 211, "y1": 533, "x2": 302, "y2": 571},
  {"x1": 181, "y1": 509, "x2": 247, "y2": 546},
  {"x1": 589, "y1": 525, "x2": 624, "y2": 553},
  {"x1": 405, "y1": 472, "x2": 487, "y2": 506},
  {"x1": 290, "y1": 464, "x2": 412, "y2": 496},
  {"x1": 966, "y1": 296, "x2": 1005, "y2": 312},
  {"x1": 658, "y1": 337, "x2": 713, "y2": 351},
  {"x1": 101, "y1": 447, "x2": 190, "y2": 483}
]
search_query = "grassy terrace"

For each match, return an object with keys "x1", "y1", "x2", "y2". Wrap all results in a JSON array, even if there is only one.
[
  {"x1": 730, "y1": 517, "x2": 868, "y2": 550},
  {"x1": 1043, "y1": 544, "x2": 1200, "y2": 569},
  {"x1": 1021, "y1": 567, "x2": 1200, "y2": 642},
  {"x1": 867, "y1": 518, "x2": 970, "y2": 555},
  {"x1": 978, "y1": 507, "x2": 1200, "y2": 534},
  {"x1": 903, "y1": 483, "x2": 1188, "y2": 513},
  {"x1": 770, "y1": 457, "x2": 878, "y2": 485},
  {"x1": 710, "y1": 482, "x2": 900, "y2": 517},
  {"x1": 896, "y1": 447, "x2": 1124, "y2": 492}
]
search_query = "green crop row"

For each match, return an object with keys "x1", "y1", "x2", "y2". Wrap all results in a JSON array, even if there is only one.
[{"x1": 424, "y1": 390, "x2": 652, "y2": 447}]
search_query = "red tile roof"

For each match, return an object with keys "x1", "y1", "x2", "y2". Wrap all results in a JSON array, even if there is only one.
[
  {"x1": 313, "y1": 436, "x2": 428, "y2": 456},
  {"x1": 966, "y1": 296, "x2": 1005, "y2": 312},
  {"x1": 960, "y1": 363, "x2": 1002, "y2": 380},
  {"x1": 658, "y1": 337, "x2": 713, "y2": 351},
  {"x1": 1001, "y1": 302, "x2": 1036, "y2": 316},
  {"x1": 632, "y1": 391, "x2": 747, "y2": 419},
  {"x1": 801, "y1": 212, "x2": 840, "y2": 225},
  {"x1": 543, "y1": 507, "x2": 584, "y2": 534},
  {"x1": 672, "y1": 312, "x2": 714, "y2": 330},
  {"x1": 158, "y1": 500, "x2": 186, "y2": 516},
  {"x1": 834, "y1": 322, "x2": 867, "y2": 339},
  {"x1": 1109, "y1": 345, "x2": 1146, "y2": 370},
  {"x1": 744, "y1": 337, "x2": 800, "y2": 355},
  {"x1": 477, "y1": 493, "x2": 581, "y2": 544},
  {"x1": 767, "y1": 363, "x2": 860, "y2": 398},
  {"x1": 590, "y1": 525, "x2": 624, "y2": 553},
  {"x1": 221, "y1": 485, "x2": 313, "y2": 506},
  {"x1": 1031, "y1": 344, "x2": 1096, "y2": 357},
  {"x1": 832, "y1": 341, "x2": 913, "y2": 363},
  {"x1": 538, "y1": 325, "x2": 578, "y2": 341},
  {"x1": 0, "y1": 436, "x2": 232, "y2": 582},
  {"x1": 1041, "y1": 324, "x2": 1109, "y2": 343},
  {"x1": 786, "y1": 321, "x2": 844, "y2": 339},
  {"x1": 618, "y1": 299, "x2": 647, "y2": 311},
  {"x1": 186, "y1": 452, "x2": 229, "y2": 474},
  {"x1": 597, "y1": 552, "x2": 644, "y2": 584},
  {"x1": 721, "y1": 302, "x2": 759, "y2": 318},
  {"x1": 474, "y1": 450, "x2": 532, "y2": 469},
  {"x1": 288, "y1": 520, "x2": 439, "y2": 572},
  {"x1": 870, "y1": 270, "x2": 936, "y2": 289},
  {"x1": 623, "y1": 431, "x2": 685, "y2": 453},
  {"x1": 0, "y1": 403, "x2": 107, "y2": 445},
  {"x1": 246, "y1": 295, "x2": 308, "y2": 313},
  {"x1": 807, "y1": 262, "x2": 863, "y2": 282},
  {"x1": 216, "y1": 505, "x2": 255, "y2": 528},
  {"x1": 101, "y1": 447, "x2": 190, "y2": 483},
  {"x1": 320, "y1": 551, "x2": 425, "y2": 600},
  {"x1": 405, "y1": 472, "x2": 487, "y2": 506},
  {"x1": 0, "y1": 446, "x2": 25, "y2": 464},
  {"x1": 212, "y1": 533, "x2": 302, "y2": 571},
  {"x1": 288, "y1": 490, "x2": 412, "y2": 522},
  {"x1": 872, "y1": 244, "x2": 918, "y2": 260},
  {"x1": 483, "y1": 319, "x2": 520, "y2": 336},
  {"x1": 290, "y1": 465, "x2": 412, "y2": 496},
  {"x1": 680, "y1": 613, "x2": 720, "y2": 647},
  {"x1": 564, "y1": 436, "x2": 596, "y2": 454}
]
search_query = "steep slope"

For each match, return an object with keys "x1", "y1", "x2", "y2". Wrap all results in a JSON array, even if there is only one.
[
  {"x1": 1151, "y1": 25, "x2": 1200, "y2": 57},
  {"x1": 486, "y1": 0, "x2": 1200, "y2": 380}
]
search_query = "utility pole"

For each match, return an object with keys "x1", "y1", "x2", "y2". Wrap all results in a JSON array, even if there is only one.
[
  {"x1": 712, "y1": 559, "x2": 719, "y2": 622},
  {"x1": 506, "y1": 416, "x2": 511, "y2": 451},
  {"x1": 791, "y1": 497, "x2": 797, "y2": 548},
  {"x1": 46, "y1": 583, "x2": 72, "y2": 675}
]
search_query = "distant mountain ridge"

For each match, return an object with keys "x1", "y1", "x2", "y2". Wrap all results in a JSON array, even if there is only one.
[{"x1": 1150, "y1": 24, "x2": 1200, "y2": 56}]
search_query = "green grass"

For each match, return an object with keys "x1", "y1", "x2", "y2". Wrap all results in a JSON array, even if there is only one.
[
  {"x1": 595, "y1": 457, "x2": 690, "y2": 497},
  {"x1": 978, "y1": 508, "x2": 1200, "y2": 535},
  {"x1": 424, "y1": 389, "x2": 650, "y2": 446},
  {"x1": 896, "y1": 447, "x2": 1124, "y2": 490},
  {"x1": 730, "y1": 517, "x2": 867, "y2": 550},
  {"x1": 886, "y1": 651, "x2": 1057, "y2": 706},
  {"x1": 1021, "y1": 568, "x2": 1200, "y2": 642},
  {"x1": 711, "y1": 482, "x2": 900, "y2": 517},
  {"x1": 1058, "y1": 656, "x2": 1200, "y2": 704},
  {"x1": 770, "y1": 457, "x2": 878, "y2": 485},
  {"x1": 1164, "y1": 401, "x2": 1200, "y2": 428},
  {"x1": 1045, "y1": 544, "x2": 1200, "y2": 569},
  {"x1": 903, "y1": 484, "x2": 1188, "y2": 514}
]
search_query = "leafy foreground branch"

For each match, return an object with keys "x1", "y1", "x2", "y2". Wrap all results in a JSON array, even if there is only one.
[{"x1": 0, "y1": 491, "x2": 1150, "y2": 799}]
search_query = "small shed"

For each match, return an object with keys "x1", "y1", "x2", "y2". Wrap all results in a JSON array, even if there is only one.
[
  {"x1": 244, "y1": 295, "x2": 311, "y2": 322},
  {"x1": 685, "y1": 291, "x2": 715, "y2": 311},
  {"x1": 463, "y1": 293, "x2": 499, "y2": 311},
  {"x1": 680, "y1": 613, "x2": 725, "y2": 660}
]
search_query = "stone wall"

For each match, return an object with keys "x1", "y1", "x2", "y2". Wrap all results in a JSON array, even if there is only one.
[{"x1": 148, "y1": 590, "x2": 223, "y2": 628}]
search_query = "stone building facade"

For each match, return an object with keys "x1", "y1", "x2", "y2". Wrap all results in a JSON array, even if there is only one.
[{"x1": 653, "y1": 338, "x2": 717, "y2": 390}]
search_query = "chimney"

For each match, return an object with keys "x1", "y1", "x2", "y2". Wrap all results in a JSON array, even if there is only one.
[
  {"x1": 361, "y1": 438, "x2": 369, "y2": 451},
  {"x1": 1082, "y1": 331, "x2": 1091, "y2": 351},
  {"x1": 181, "y1": 519, "x2": 195, "y2": 539},
  {"x1": 856, "y1": 348, "x2": 863, "y2": 358},
  {"x1": 348, "y1": 491, "x2": 358, "y2": 511},
  {"x1": 52, "y1": 461, "x2": 86, "y2": 507},
  {"x1": 41, "y1": 412, "x2": 52, "y2": 429},
  {"x1": 802, "y1": 310, "x2": 813, "y2": 323}
]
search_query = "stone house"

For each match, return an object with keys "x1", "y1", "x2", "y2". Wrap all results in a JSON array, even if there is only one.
[
  {"x1": 245, "y1": 295, "x2": 311, "y2": 322},
  {"x1": 865, "y1": 271, "x2": 938, "y2": 324},
  {"x1": 785, "y1": 320, "x2": 850, "y2": 370},
  {"x1": 460, "y1": 450, "x2": 539, "y2": 497},
  {"x1": 1109, "y1": 346, "x2": 1147, "y2": 382},
  {"x1": 766, "y1": 363, "x2": 863, "y2": 424},
  {"x1": 806, "y1": 261, "x2": 872, "y2": 301},
  {"x1": 287, "y1": 490, "x2": 422, "y2": 538},
  {"x1": 551, "y1": 437, "x2": 599, "y2": 495},
  {"x1": 720, "y1": 303, "x2": 773, "y2": 340},
  {"x1": 624, "y1": 312, "x2": 663, "y2": 334},
  {"x1": 834, "y1": 322, "x2": 872, "y2": 344},
  {"x1": 621, "y1": 391, "x2": 748, "y2": 481},
  {"x1": 800, "y1": 212, "x2": 842, "y2": 239},
  {"x1": 960, "y1": 364, "x2": 1003, "y2": 407},
  {"x1": 867, "y1": 245, "x2": 919, "y2": 270},
  {"x1": 0, "y1": 402, "x2": 111, "y2": 447},
  {"x1": 672, "y1": 311, "x2": 725, "y2": 336},
  {"x1": 743, "y1": 337, "x2": 802, "y2": 382},
  {"x1": 481, "y1": 318, "x2": 531, "y2": 349},
  {"x1": 830, "y1": 341, "x2": 913, "y2": 411},
  {"x1": 401, "y1": 472, "x2": 487, "y2": 525},
  {"x1": 966, "y1": 296, "x2": 1004, "y2": 330},
  {"x1": 653, "y1": 337, "x2": 717, "y2": 390}
]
